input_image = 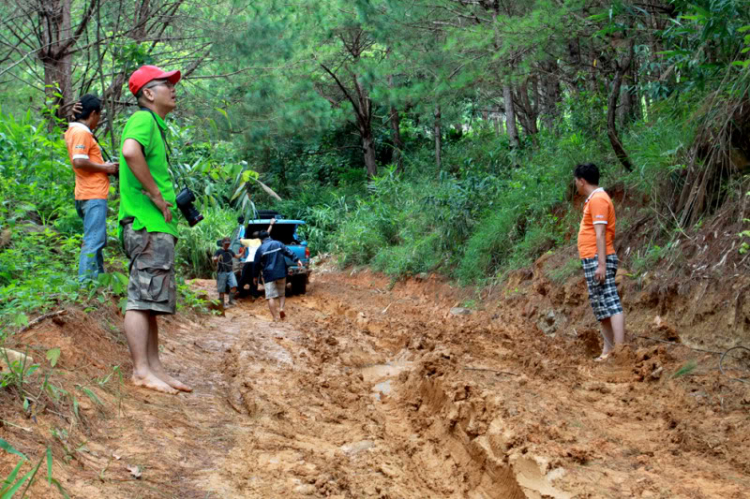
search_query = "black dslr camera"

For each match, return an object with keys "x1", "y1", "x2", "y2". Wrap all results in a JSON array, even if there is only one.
[{"x1": 175, "y1": 187, "x2": 204, "y2": 226}]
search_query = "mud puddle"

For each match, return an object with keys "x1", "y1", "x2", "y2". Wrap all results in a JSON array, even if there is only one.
[{"x1": 359, "y1": 352, "x2": 412, "y2": 400}]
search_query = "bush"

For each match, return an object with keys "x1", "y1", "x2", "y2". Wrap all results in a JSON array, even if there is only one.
[{"x1": 175, "y1": 207, "x2": 237, "y2": 279}]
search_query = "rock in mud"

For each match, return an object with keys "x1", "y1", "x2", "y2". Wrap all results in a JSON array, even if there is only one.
[
  {"x1": 0, "y1": 348, "x2": 34, "y2": 371},
  {"x1": 294, "y1": 484, "x2": 317, "y2": 495},
  {"x1": 340, "y1": 440, "x2": 375, "y2": 456},
  {"x1": 450, "y1": 307, "x2": 472, "y2": 316},
  {"x1": 537, "y1": 309, "x2": 563, "y2": 335}
]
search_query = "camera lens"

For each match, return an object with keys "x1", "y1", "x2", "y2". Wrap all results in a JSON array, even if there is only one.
[{"x1": 175, "y1": 187, "x2": 203, "y2": 227}]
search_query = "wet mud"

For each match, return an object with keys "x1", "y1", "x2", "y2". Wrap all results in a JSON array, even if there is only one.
[{"x1": 1, "y1": 265, "x2": 749, "y2": 498}]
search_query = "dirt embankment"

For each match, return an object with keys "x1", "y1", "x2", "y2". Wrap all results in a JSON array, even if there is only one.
[{"x1": 1, "y1": 260, "x2": 749, "y2": 498}]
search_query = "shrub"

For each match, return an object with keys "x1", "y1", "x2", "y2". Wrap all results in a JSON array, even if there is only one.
[{"x1": 175, "y1": 207, "x2": 236, "y2": 279}]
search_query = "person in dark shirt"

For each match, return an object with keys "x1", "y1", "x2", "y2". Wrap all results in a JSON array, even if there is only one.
[
  {"x1": 237, "y1": 218, "x2": 276, "y2": 299},
  {"x1": 213, "y1": 237, "x2": 244, "y2": 308},
  {"x1": 253, "y1": 231, "x2": 302, "y2": 321}
]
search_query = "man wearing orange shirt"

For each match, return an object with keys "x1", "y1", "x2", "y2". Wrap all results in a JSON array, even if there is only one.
[
  {"x1": 64, "y1": 94, "x2": 119, "y2": 281},
  {"x1": 574, "y1": 163, "x2": 625, "y2": 360}
]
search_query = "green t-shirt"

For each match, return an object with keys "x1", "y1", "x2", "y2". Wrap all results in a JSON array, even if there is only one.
[{"x1": 118, "y1": 110, "x2": 179, "y2": 238}]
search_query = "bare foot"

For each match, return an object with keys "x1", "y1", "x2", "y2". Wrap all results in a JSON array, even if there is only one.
[
  {"x1": 279, "y1": 310, "x2": 286, "y2": 321},
  {"x1": 594, "y1": 353, "x2": 611, "y2": 362},
  {"x1": 132, "y1": 373, "x2": 179, "y2": 394},
  {"x1": 151, "y1": 367, "x2": 193, "y2": 392}
]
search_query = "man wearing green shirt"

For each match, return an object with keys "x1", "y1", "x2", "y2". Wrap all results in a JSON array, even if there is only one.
[{"x1": 119, "y1": 65, "x2": 190, "y2": 395}]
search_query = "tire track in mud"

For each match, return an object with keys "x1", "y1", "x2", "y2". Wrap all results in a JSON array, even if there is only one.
[
  {"x1": 26, "y1": 268, "x2": 748, "y2": 498},
  {"x1": 184, "y1": 268, "x2": 750, "y2": 498},
  {"x1": 213, "y1": 277, "x2": 528, "y2": 498}
]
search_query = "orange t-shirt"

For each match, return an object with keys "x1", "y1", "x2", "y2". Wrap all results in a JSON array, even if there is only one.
[
  {"x1": 64, "y1": 123, "x2": 109, "y2": 200},
  {"x1": 577, "y1": 188, "x2": 616, "y2": 259}
]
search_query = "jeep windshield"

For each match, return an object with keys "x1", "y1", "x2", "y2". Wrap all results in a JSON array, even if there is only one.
[{"x1": 245, "y1": 219, "x2": 305, "y2": 245}]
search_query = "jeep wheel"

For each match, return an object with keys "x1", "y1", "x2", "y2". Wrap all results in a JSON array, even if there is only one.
[{"x1": 291, "y1": 275, "x2": 308, "y2": 295}]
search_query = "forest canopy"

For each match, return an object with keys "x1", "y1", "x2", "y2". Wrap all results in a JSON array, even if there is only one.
[{"x1": 1, "y1": 0, "x2": 749, "y2": 325}]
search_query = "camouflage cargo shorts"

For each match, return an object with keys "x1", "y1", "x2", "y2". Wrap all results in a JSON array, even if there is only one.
[{"x1": 122, "y1": 222, "x2": 177, "y2": 315}]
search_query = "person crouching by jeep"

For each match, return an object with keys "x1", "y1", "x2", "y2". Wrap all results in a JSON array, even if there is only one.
[
  {"x1": 64, "y1": 94, "x2": 119, "y2": 282},
  {"x1": 213, "y1": 237, "x2": 244, "y2": 308},
  {"x1": 253, "y1": 230, "x2": 302, "y2": 321}
]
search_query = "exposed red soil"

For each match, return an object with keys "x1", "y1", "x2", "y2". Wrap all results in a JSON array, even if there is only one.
[{"x1": 1, "y1": 259, "x2": 749, "y2": 498}]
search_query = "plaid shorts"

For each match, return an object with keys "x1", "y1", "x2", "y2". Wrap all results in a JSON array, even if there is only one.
[
  {"x1": 582, "y1": 254, "x2": 623, "y2": 321},
  {"x1": 122, "y1": 223, "x2": 177, "y2": 315}
]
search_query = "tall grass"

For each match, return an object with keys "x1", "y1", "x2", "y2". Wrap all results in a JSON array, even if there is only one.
[{"x1": 175, "y1": 207, "x2": 236, "y2": 278}]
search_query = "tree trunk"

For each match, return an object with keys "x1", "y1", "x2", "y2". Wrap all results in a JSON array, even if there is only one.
[
  {"x1": 541, "y1": 62, "x2": 561, "y2": 130},
  {"x1": 43, "y1": 57, "x2": 70, "y2": 115},
  {"x1": 351, "y1": 74, "x2": 377, "y2": 178},
  {"x1": 607, "y1": 41, "x2": 635, "y2": 172},
  {"x1": 35, "y1": 0, "x2": 98, "y2": 127},
  {"x1": 388, "y1": 75, "x2": 404, "y2": 173},
  {"x1": 434, "y1": 104, "x2": 442, "y2": 171},
  {"x1": 588, "y1": 42, "x2": 599, "y2": 93},
  {"x1": 482, "y1": 107, "x2": 490, "y2": 131},
  {"x1": 389, "y1": 108, "x2": 404, "y2": 173},
  {"x1": 618, "y1": 65, "x2": 641, "y2": 127},
  {"x1": 494, "y1": 105, "x2": 504, "y2": 135},
  {"x1": 39, "y1": 0, "x2": 74, "y2": 127},
  {"x1": 359, "y1": 119, "x2": 377, "y2": 178},
  {"x1": 504, "y1": 84, "x2": 520, "y2": 148},
  {"x1": 617, "y1": 78, "x2": 633, "y2": 128},
  {"x1": 514, "y1": 78, "x2": 539, "y2": 137}
]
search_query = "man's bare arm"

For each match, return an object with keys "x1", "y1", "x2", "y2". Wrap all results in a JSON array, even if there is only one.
[
  {"x1": 122, "y1": 138, "x2": 172, "y2": 222},
  {"x1": 594, "y1": 224, "x2": 607, "y2": 282},
  {"x1": 73, "y1": 158, "x2": 118, "y2": 175}
]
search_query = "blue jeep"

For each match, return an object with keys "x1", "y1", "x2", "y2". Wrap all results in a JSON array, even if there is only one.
[{"x1": 235, "y1": 212, "x2": 311, "y2": 296}]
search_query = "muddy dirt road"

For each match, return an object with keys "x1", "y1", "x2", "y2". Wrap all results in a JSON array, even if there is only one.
[{"x1": 3, "y1": 266, "x2": 750, "y2": 498}]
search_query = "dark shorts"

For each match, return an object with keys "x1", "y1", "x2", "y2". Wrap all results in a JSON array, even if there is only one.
[
  {"x1": 217, "y1": 272, "x2": 238, "y2": 293},
  {"x1": 122, "y1": 223, "x2": 177, "y2": 315},
  {"x1": 582, "y1": 254, "x2": 623, "y2": 321}
]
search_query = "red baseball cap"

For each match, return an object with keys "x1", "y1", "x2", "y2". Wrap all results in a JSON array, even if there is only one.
[{"x1": 128, "y1": 65, "x2": 181, "y2": 96}]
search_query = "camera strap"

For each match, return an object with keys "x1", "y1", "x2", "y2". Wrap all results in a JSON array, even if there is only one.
[
  {"x1": 91, "y1": 132, "x2": 112, "y2": 162},
  {"x1": 140, "y1": 107, "x2": 184, "y2": 186},
  {"x1": 72, "y1": 120, "x2": 112, "y2": 162}
]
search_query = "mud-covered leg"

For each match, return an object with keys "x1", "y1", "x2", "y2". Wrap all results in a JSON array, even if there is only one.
[
  {"x1": 268, "y1": 297, "x2": 280, "y2": 321},
  {"x1": 609, "y1": 312, "x2": 625, "y2": 345},
  {"x1": 124, "y1": 310, "x2": 177, "y2": 394},
  {"x1": 147, "y1": 314, "x2": 192, "y2": 392},
  {"x1": 279, "y1": 293, "x2": 286, "y2": 320}
]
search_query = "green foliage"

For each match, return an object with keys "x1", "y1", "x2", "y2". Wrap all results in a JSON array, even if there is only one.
[
  {"x1": 622, "y1": 111, "x2": 695, "y2": 196},
  {"x1": 0, "y1": 439, "x2": 26, "y2": 460},
  {"x1": 0, "y1": 108, "x2": 72, "y2": 225},
  {"x1": 672, "y1": 359, "x2": 698, "y2": 379},
  {"x1": 548, "y1": 257, "x2": 583, "y2": 284},
  {"x1": 175, "y1": 207, "x2": 236, "y2": 278},
  {"x1": 0, "y1": 0, "x2": 748, "y2": 310},
  {"x1": 656, "y1": 1, "x2": 750, "y2": 93},
  {"x1": 739, "y1": 216, "x2": 750, "y2": 254},
  {"x1": 177, "y1": 279, "x2": 211, "y2": 315},
  {"x1": 0, "y1": 348, "x2": 39, "y2": 399},
  {"x1": 0, "y1": 442, "x2": 69, "y2": 499},
  {"x1": 0, "y1": 106, "x2": 238, "y2": 336},
  {"x1": 630, "y1": 240, "x2": 683, "y2": 276}
]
